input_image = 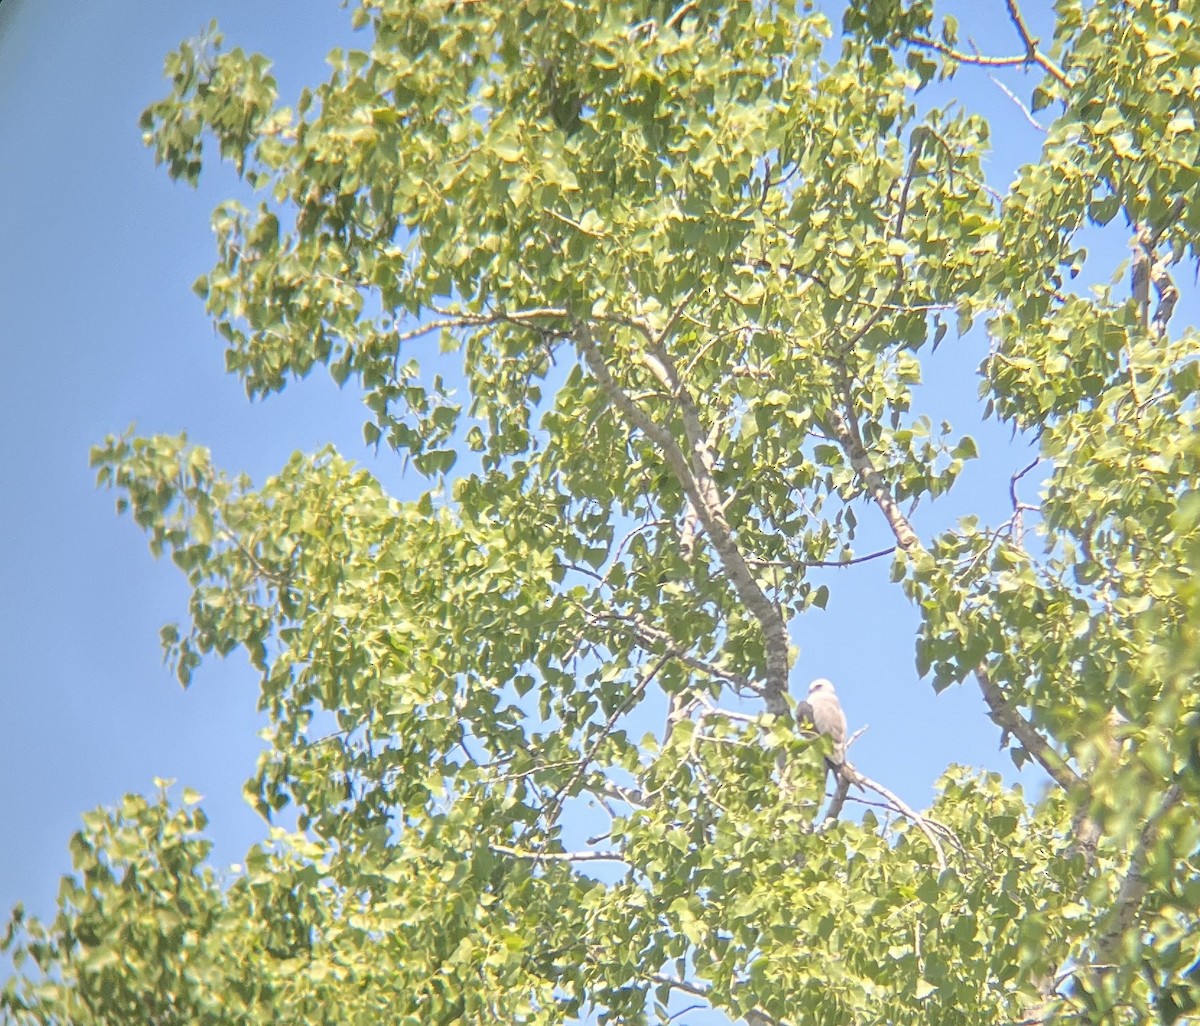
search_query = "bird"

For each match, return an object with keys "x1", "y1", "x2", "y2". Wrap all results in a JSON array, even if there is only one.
[{"x1": 805, "y1": 677, "x2": 847, "y2": 769}]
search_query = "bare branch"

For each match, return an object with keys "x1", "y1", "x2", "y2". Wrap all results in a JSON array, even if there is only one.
[
  {"x1": 906, "y1": 2, "x2": 1070, "y2": 90},
  {"x1": 1009, "y1": 457, "x2": 1042, "y2": 548},
  {"x1": 392, "y1": 315, "x2": 487, "y2": 347},
  {"x1": 596, "y1": 782, "x2": 648, "y2": 808},
  {"x1": 679, "y1": 500, "x2": 700, "y2": 564},
  {"x1": 648, "y1": 975, "x2": 788, "y2": 1026},
  {"x1": 664, "y1": 692, "x2": 701, "y2": 745},
  {"x1": 989, "y1": 74, "x2": 1045, "y2": 132},
  {"x1": 545, "y1": 208, "x2": 605, "y2": 238},
  {"x1": 584, "y1": 606, "x2": 759, "y2": 696},
  {"x1": 822, "y1": 772, "x2": 853, "y2": 822},
  {"x1": 1034, "y1": 786, "x2": 1185, "y2": 1026},
  {"x1": 218, "y1": 528, "x2": 292, "y2": 588},
  {"x1": 664, "y1": 1, "x2": 697, "y2": 31},
  {"x1": 1147, "y1": 195, "x2": 1186, "y2": 250},
  {"x1": 573, "y1": 318, "x2": 679, "y2": 451},
  {"x1": 906, "y1": 34, "x2": 1033, "y2": 70},
  {"x1": 1009, "y1": 458, "x2": 1041, "y2": 507},
  {"x1": 1151, "y1": 257, "x2": 1179, "y2": 339},
  {"x1": 410, "y1": 305, "x2": 570, "y2": 339},
  {"x1": 649, "y1": 973, "x2": 710, "y2": 1000},
  {"x1": 1130, "y1": 229, "x2": 1153, "y2": 332},
  {"x1": 893, "y1": 129, "x2": 924, "y2": 241},
  {"x1": 1003, "y1": 0, "x2": 1071, "y2": 87},
  {"x1": 694, "y1": 695, "x2": 759, "y2": 725}
]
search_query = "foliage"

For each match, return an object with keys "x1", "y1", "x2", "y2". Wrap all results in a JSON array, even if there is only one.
[{"x1": 5, "y1": 1, "x2": 1200, "y2": 1023}]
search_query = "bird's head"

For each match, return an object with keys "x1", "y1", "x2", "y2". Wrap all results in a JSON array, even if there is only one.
[{"x1": 808, "y1": 677, "x2": 836, "y2": 697}]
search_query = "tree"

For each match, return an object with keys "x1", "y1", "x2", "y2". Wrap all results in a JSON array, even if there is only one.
[{"x1": 4, "y1": 0, "x2": 1199, "y2": 1022}]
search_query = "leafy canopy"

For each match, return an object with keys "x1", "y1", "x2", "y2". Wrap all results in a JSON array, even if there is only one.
[{"x1": 5, "y1": 1, "x2": 1200, "y2": 1024}]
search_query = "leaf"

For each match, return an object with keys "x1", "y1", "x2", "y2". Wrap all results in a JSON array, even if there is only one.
[
  {"x1": 490, "y1": 137, "x2": 523, "y2": 163},
  {"x1": 951, "y1": 436, "x2": 978, "y2": 460}
]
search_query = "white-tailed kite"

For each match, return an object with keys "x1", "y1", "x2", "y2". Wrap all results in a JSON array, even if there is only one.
[{"x1": 806, "y1": 677, "x2": 847, "y2": 768}]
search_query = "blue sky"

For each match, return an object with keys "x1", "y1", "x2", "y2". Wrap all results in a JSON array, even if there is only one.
[
  {"x1": 0, "y1": 0, "x2": 1110, "y2": 938},
  {"x1": 0, "y1": 0, "x2": 368, "y2": 918}
]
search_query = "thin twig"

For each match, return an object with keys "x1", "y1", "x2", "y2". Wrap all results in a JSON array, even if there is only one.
[
  {"x1": 748, "y1": 546, "x2": 897, "y2": 570},
  {"x1": 743, "y1": 259, "x2": 955, "y2": 313},
  {"x1": 856, "y1": 772, "x2": 948, "y2": 870},
  {"x1": 218, "y1": 528, "x2": 292, "y2": 587},
  {"x1": 649, "y1": 974, "x2": 710, "y2": 1000},
  {"x1": 694, "y1": 696, "x2": 758, "y2": 725},
  {"x1": 664, "y1": 1, "x2": 697, "y2": 31},
  {"x1": 545, "y1": 208, "x2": 606, "y2": 238},
  {"x1": 1009, "y1": 458, "x2": 1041, "y2": 506},
  {"x1": 584, "y1": 606, "x2": 758, "y2": 696},
  {"x1": 988, "y1": 74, "x2": 1045, "y2": 132},
  {"x1": 1009, "y1": 457, "x2": 1042, "y2": 548},
  {"x1": 541, "y1": 653, "x2": 670, "y2": 832}
]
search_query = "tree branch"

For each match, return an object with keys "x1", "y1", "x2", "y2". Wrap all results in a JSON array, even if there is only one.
[
  {"x1": 821, "y1": 375, "x2": 1084, "y2": 858},
  {"x1": 1009, "y1": 457, "x2": 1042, "y2": 549},
  {"x1": 974, "y1": 665, "x2": 1084, "y2": 795},
  {"x1": 748, "y1": 545, "x2": 897, "y2": 571},
  {"x1": 989, "y1": 74, "x2": 1045, "y2": 132},
  {"x1": 693, "y1": 695, "x2": 759, "y2": 726},
  {"x1": 573, "y1": 318, "x2": 791, "y2": 716},
  {"x1": 541, "y1": 653, "x2": 670, "y2": 832},
  {"x1": 822, "y1": 772, "x2": 853, "y2": 823},
  {"x1": 905, "y1": 1, "x2": 1070, "y2": 90},
  {"x1": 855, "y1": 772, "x2": 949, "y2": 871},
  {"x1": 824, "y1": 405, "x2": 920, "y2": 551},
  {"x1": 584, "y1": 606, "x2": 759, "y2": 697},
  {"x1": 905, "y1": 34, "x2": 1034, "y2": 70},
  {"x1": 488, "y1": 843, "x2": 628, "y2": 864},
  {"x1": 648, "y1": 974, "x2": 788, "y2": 1026},
  {"x1": 649, "y1": 973, "x2": 711, "y2": 1000},
  {"x1": 1003, "y1": 0, "x2": 1071, "y2": 87},
  {"x1": 397, "y1": 306, "x2": 570, "y2": 347},
  {"x1": 1092, "y1": 782, "x2": 1185, "y2": 965}
]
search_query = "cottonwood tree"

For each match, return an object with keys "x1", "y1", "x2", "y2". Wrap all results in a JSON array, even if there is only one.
[{"x1": 4, "y1": 1, "x2": 1199, "y2": 1023}]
